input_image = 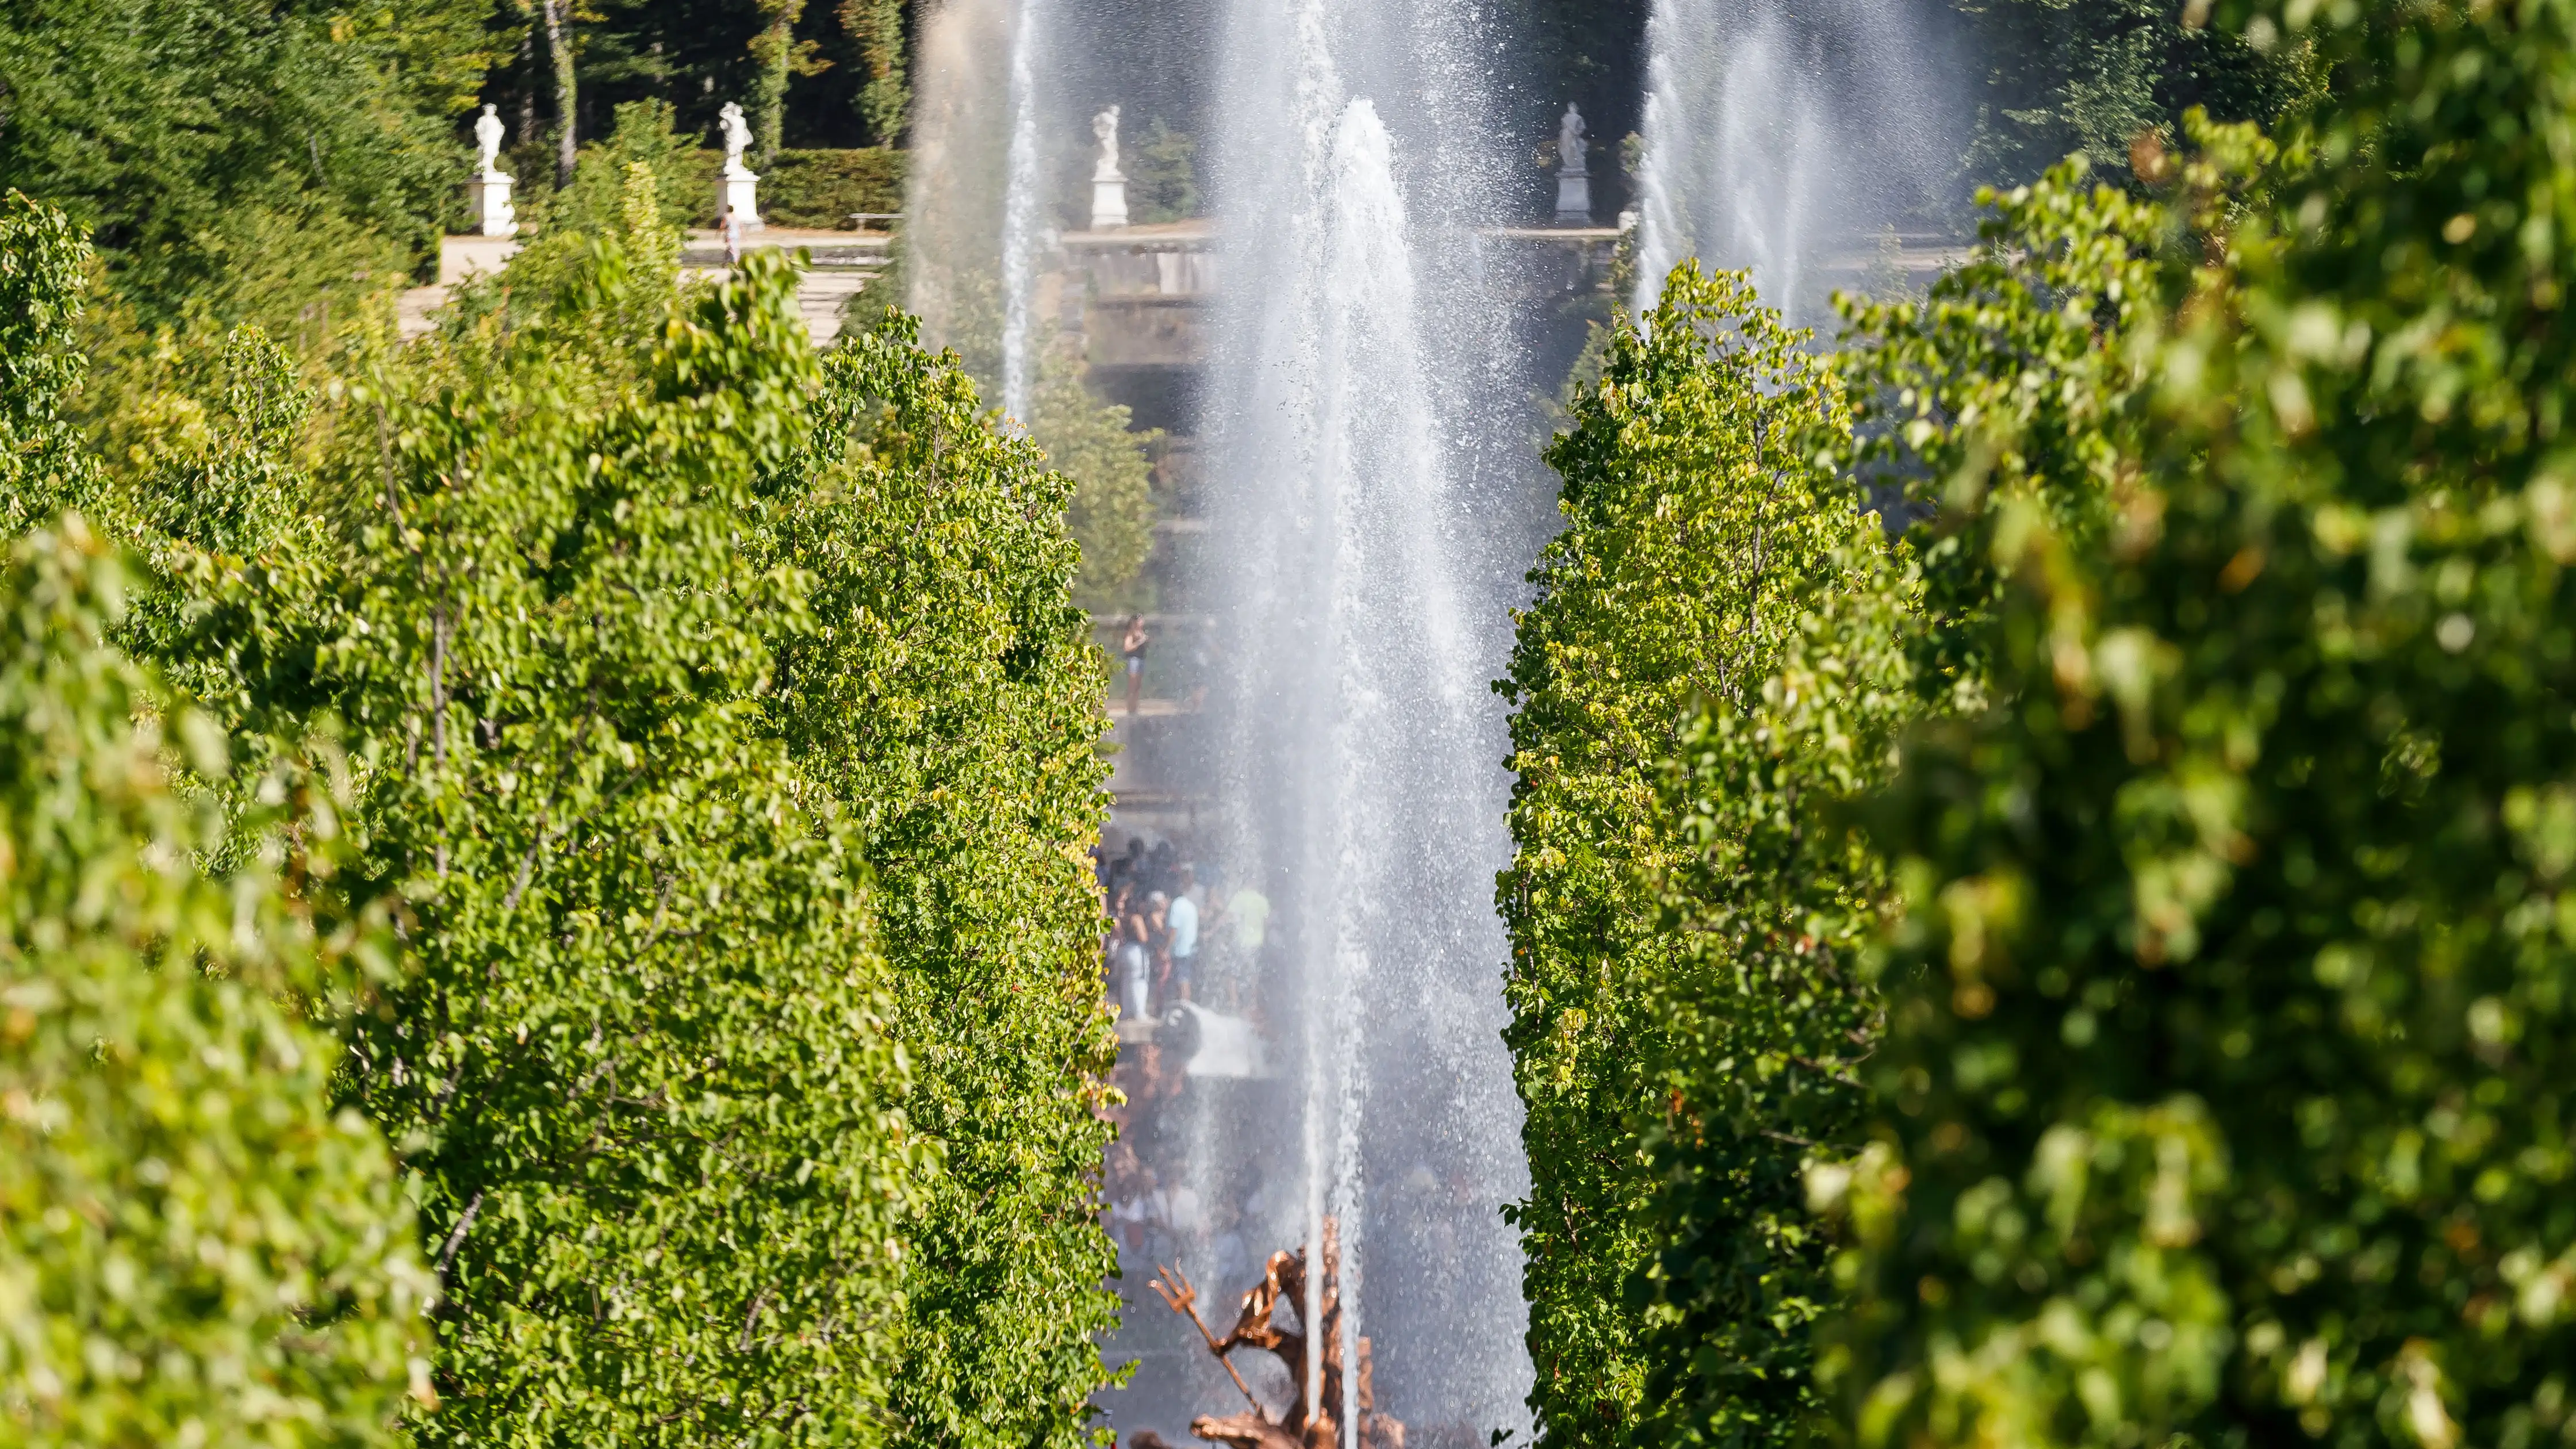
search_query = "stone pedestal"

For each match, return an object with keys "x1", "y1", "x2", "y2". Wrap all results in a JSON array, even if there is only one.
[
  {"x1": 469, "y1": 170, "x2": 518, "y2": 238},
  {"x1": 1555, "y1": 169, "x2": 1593, "y2": 227},
  {"x1": 718, "y1": 166, "x2": 763, "y2": 229},
  {"x1": 1091, "y1": 174, "x2": 1129, "y2": 231}
]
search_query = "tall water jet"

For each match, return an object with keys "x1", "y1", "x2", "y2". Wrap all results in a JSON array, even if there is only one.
[
  {"x1": 1631, "y1": 0, "x2": 1962, "y2": 321},
  {"x1": 1114, "y1": 0, "x2": 1537, "y2": 1438},
  {"x1": 904, "y1": 0, "x2": 1013, "y2": 388},
  {"x1": 999, "y1": 0, "x2": 1052, "y2": 422}
]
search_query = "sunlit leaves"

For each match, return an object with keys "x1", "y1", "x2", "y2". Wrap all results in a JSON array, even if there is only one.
[
  {"x1": 1502, "y1": 265, "x2": 1897, "y2": 1449},
  {"x1": 758, "y1": 312, "x2": 1121, "y2": 1449}
]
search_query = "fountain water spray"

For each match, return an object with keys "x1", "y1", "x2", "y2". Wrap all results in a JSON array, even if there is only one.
[
  {"x1": 1631, "y1": 0, "x2": 1961, "y2": 323},
  {"x1": 999, "y1": 0, "x2": 1050, "y2": 423},
  {"x1": 1172, "y1": 0, "x2": 1535, "y2": 1439},
  {"x1": 902, "y1": 0, "x2": 1012, "y2": 387}
]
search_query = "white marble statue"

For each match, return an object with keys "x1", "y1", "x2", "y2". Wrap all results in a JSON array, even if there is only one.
[
  {"x1": 711, "y1": 99, "x2": 762, "y2": 227},
  {"x1": 1090, "y1": 105, "x2": 1129, "y2": 228},
  {"x1": 719, "y1": 101, "x2": 754, "y2": 176},
  {"x1": 1554, "y1": 104, "x2": 1593, "y2": 224},
  {"x1": 474, "y1": 103, "x2": 507, "y2": 176},
  {"x1": 1093, "y1": 105, "x2": 1124, "y2": 181},
  {"x1": 467, "y1": 102, "x2": 518, "y2": 236}
]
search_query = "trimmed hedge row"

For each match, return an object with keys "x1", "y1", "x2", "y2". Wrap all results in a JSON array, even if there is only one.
[{"x1": 671, "y1": 147, "x2": 908, "y2": 228}]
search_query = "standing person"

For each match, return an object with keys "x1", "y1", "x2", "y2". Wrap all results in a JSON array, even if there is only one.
[
  {"x1": 1116, "y1": 933, "x2": 1151, "y2": 1023},
  {"x1": 1103, "y1": 878, "x2": 1133, "y2": 968},
  {"x1": 1120, "y1": 614, "x2": 1151, "y2": 716},
  {"x1": 1113, "y1": 884, "x2": 1152, "y2": 1023},
  {"x1": 1166, "y1": 864, "x2": 1201, "y2": 1003},
  {"x1": 720, "y1": 205, "x2": 743, "y2": 269},
  {"x1": 1144, "y1": 891, "x2": 1172, "y2": 1015},
  {"x1": 1108, "y1": 837, "x2": 1145, "y2": 904}
]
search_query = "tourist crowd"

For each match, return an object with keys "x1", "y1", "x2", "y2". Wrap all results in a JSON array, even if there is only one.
[
  {"x1": 1094, "y1": 834, "x2": 1278, "y2": 1295},
  {"x1": 1095, "y1": 835, "x2": 1269, "y2": 1025}
]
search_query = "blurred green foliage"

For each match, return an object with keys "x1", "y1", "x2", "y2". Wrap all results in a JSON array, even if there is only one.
[
  {"x1": 760, "y1": 147, "x2": 910, "y2": 227},
  {"x1": 1036, "y1": 352, "x2": 1162, "y2": 614},
  {"x1": 841, "y1": 0, "x2": 911, "y2": 145},
  {"x1": 1954, "y1": 0, "x2": 2317, "y2": 185},
  {"x1": 0, "y1": 520, "x2": 427, "y2": 1448},
  {"x1": 1515, "y1": 7, "x2": 2576, "y2": 1449},
  {"x1": 1834, "y1": 6, "x2": 2576, "y2": 1442},
  {"x1": 1126, "y1": 119, "x2": 1200, "y2": 226},
  {"x1": 0, "y1": 0, "x2": 499, "y2": 320}
]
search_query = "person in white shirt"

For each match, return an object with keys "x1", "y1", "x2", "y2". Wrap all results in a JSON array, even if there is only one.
[
  {"x1": 1167, "y1": 864, "x2": 1201, "y2": 1001},
  {"x1": 1115, "y1": 930, "x2": 1150, "y2": 1022}
]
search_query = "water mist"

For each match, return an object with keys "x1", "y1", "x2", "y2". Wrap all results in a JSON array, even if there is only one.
[
  {"x1": 1164, "y1": 0, "x2": 1536, "y2": 1439},
  {"x1": 1631, "y1": 0, "x2": 1961, "y2": 322},
  {"x1": 903, "y1": 0, "x2": 1013, "y2": 389}
]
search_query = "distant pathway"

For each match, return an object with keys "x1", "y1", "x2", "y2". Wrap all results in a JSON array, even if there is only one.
[{"x1": 400, "y1": 228, "x2": 892, "y2": 343}]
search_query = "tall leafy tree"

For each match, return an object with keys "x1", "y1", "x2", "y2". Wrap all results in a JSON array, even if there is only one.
[
  {"x1": 141, "y1": 171, "x2": 1121, "y2": 1446},
  {"x1": 177, "y1": 188, "x2": 925, "y2": 1444},
  {"x1": 1504, "y1": 156, "x2": 2172, "y2": 1447},
  {"x1": 840, "y1": 0, "x2": 911, "y2": 145},
  {"x1": 532, "y1": 0, "x2": 581, "y2": 183},
  {"x1": 1953, "y1": 0, "x2": 2311, "y2": 185},
  {"x1": 1500, "y1": 266, "x2": 1877, "y2": 1447},
  {"x1": 1034, "y1": 354, "x2": 1160, "y2": 612},
  {"x1": 756, "y1": 312, "x2": 1122, "y2": 1449},
  {"x1": 750, "y1": 0, "x2": 826, "y2": 164},
  {"x1": 0, "y1": 0, "x2": 501, "y2": 316}
]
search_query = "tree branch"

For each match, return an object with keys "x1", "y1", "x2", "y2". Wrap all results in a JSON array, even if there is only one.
[{"x1": 436, "y1": 1187, "x2": 488, "y2": 1282}]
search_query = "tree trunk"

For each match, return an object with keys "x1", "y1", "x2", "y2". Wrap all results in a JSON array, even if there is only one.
[
  {"x1": 839, "y1": 0, "x2": 910, "y2": 146},
  {"x1": 538, "y1": 0, "x2": 576, "y2": 186},
  {"x1": 749, "y1": 0, "x2": 808, "y2": 166},
  {"x1": 516, "y1": 26, "x2": 537, "y2": 145}
]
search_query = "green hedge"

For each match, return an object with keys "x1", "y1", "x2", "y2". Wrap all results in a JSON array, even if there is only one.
[
  {"x1": 760, "y1": 313, "x2": 1122, "y2": 1447},
  {"x1": 675, "y1": 147, "x2": 907, "y2": 228},
  {"x1": 1500, "y1": 265, "x2": 1880, "y2": 1447},
  {"x1": 1504, "y1": 160, "x2": 2160, "y2": 1447},
  {"x1": 174, "y1": 208, "x2": 925, "y2": 1446}
]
